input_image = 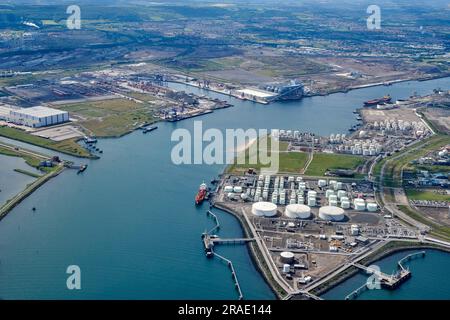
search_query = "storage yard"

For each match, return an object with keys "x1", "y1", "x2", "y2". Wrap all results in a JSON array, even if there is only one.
[{"x1": 212, "y1": 172, "x2": 421, "y2": 291}]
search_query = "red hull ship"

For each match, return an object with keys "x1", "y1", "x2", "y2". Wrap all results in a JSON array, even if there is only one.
[
  {"x1": 364, "y1": 95, "x2": 391, "y2": 107},
  {"x1": 195, "y1": 183, "x2": 208, "y2": 205}
]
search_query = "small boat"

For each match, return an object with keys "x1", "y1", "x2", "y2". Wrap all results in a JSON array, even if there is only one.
[
  {"x1": 84, "y1": 137, "x2": 97, "y2": 144},
  {"x1": 77, "y1": 164, "x2": 88, "y2": 174},
  {"x1": 195, "y1": 182, "x2": 208, "y2": 205},
  {"x1": 143, "y1": 125, "x2": 158, "y2": 134}
]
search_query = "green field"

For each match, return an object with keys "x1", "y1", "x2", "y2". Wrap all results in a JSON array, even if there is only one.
[
  {"x1": 56, "y1": 99, "x2": 157, "y2": 137},
  {"x1": 405, "y1": 189, "x2": 450, "y2": 202},
  {"x1": 0, "y1": 126, "x2": 91, "y2": 158},
  {"x1": 228, "y1": 151, "x2": 308, "y2": 174},
  {"x1": 0, "y1": 145, "x2": 53, "y2": 173},
  {"x1": 305, "y1": 153, "x2": 365, "y2": 176},
  {"x1": 226, "y1": 137, "x2": 305, "y2": 174}
]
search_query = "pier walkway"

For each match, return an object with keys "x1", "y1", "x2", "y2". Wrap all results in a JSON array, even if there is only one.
[
  {"x1": 398, "y1": 251, "x2": 426, "y2": 270},
  {"x1": 213, "y1": 251, "x2": 244, "y2": 300},
  {"x1": 201, "y1": 210, "x2": 255, "y2": 300},
  {"x1": 351, "y1": 262, "x2": 411, "y2": 288}
]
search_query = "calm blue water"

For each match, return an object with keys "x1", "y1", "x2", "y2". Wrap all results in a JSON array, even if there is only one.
[
  {"x1": 0, "y1": 155, "x2": 41, "y2": 206},
  {"x1": 0, "y1": 77, "x2": 448, "y2": 299},
  {"x1": 322, "y1": 249, "x2": 450, "y2": 300}
]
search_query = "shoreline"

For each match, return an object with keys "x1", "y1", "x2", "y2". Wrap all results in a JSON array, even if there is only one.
[
  {"x1": 171, "y1": 73, "x2": 450, "y2": 103},
  {"x1": 213, "y1": 202, "x2": 285, "y2": 300},
  {"x1": 311, "y1": 241, "x2": 450, "y2": 298},
  {"x1": 214, "y1": 197, "x2": 450, "y2": 300},
  {"x1": 0, "y1": 165, "x2": 65, "y2": 220}
]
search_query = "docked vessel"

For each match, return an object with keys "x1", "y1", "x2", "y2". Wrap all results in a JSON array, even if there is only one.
[
  {"x1": 363, "y1": 95, "x2": 391, "y2": 107},
  {"x1": 195, "y1": 182, "x2": 208, "y2": 205},
  {"x1": 143, "y1": 125, "x2": 158, "y2": 134}
]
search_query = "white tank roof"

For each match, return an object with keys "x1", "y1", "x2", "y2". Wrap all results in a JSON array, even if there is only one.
[
  {"x1": 252, "y1": 202, "x2": 277, "y2": 217},
  {"x1": 280, "y1": 251, "x2": 295, "y2": 259},
  {"x1": 319, "y1": 206, "x2": 345, "y2": 221},
  {"x1": 285, "y1": 204, "x2": 311, "y2": 219}
]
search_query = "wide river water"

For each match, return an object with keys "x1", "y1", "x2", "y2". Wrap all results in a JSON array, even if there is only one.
[{"x1": 0, "y1": 77, "x2": 449, "y2": 299}]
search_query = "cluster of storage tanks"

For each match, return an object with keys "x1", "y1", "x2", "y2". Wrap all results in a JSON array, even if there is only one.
[
  {"x1": 369, "y1": 119, "x2": 428, "y2": 136},
  {"x1": 248, "y1": 174, "x2": 318, "y2": 206},
  {"x1": 328, "y1": 134, "x2": 383, "y2": 156},
  {"x1": 243, "y1": 176, "x2": 378, "y2": 221},
  {"x1": 223, "y1": 185, "x2": 245, "y2": 201},
  {"x1": 271, "y1": 129, "x2": 315, "y2": 141},
  {"x1": 329, "y1": 133, "x2": 347, "y2": 144},
  {"x1": 322, "y1": 179, "x2": 378, "y2": 213}
]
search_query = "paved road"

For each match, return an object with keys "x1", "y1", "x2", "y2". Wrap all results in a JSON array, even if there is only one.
[
  {"x1": 377, "y1": 138, "x2": 434, "y2": 231},
  {"x1": 0, "y1": 141, "x2": 49, "y2": 160}
]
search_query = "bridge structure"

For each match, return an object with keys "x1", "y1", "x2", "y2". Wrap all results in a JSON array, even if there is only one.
[
  {"x1": 351, "y1": 262, "x2": 411, "y2": 289},
  {"x1": 201, "y1": 210, "x2": 256, "y2": 300}
]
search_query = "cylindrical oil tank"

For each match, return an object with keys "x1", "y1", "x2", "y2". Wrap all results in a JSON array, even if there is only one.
[
  {"x1": 252, "y1": 202, "x2": 277, "y2": 217},
  {"x1": 354, "y1": 199, "x2": 366, "y2": 211},
  {"x1": 282, "y1": 264, "x2": 291, "y2": 273},
  {"x1": 326, "y1": 189, "x2": 335, "y2": 198},
  {"x1": 233, "y1": 186, "x2": 243, "y2": 193},
  {"x1": 337, "y1": 190, "x2": 347, "y2": 199},
  {"x1": 285, "y1": 204, "x2": 311, "y2": 219},
  {"x1": 307, "y1": 197, "x2": 316, "y2": 206},
  {"x1": 318, "y1": 179, "x2": 327, "y2": 187},
  {"x1": 224, "y1": 185, "x2": 233, "y2": 192},
  {"x1": 280, "y1": 251, "x2": 295, "y2": 264},
  {"x1": 367, "y1": 202, "x2": 378, "y2": 212},
  {"x1": 329, "y1": 200, "x2": 338, "y2": 207},
  {"x1": 307, "y1": 190, "x2": 317, "y2": 198},
  {"x1": 319, "y1": 206, "x2": 345, "y2": 221},
  {"x1": 329, "y1": 194, "x2": 338, "y2": 202},
  {"x1": 341, "y1": 200, "x2": 351, "y2": 209}
]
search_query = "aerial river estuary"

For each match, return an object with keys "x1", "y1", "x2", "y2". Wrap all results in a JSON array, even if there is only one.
[{"x1": 0, "y1": 77, "x2": 449, "y2": 299}]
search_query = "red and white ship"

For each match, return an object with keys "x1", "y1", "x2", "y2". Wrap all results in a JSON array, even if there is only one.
[{"x1": 195, "y1": 183, "x2": 208, "y2": 205}]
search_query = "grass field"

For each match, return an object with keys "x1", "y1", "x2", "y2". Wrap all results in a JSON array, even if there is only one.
[
  {"x1": 0, "y1": 145, "x2": 53, "y2": 173},
  {"x1": 0, "y1": 127, "x2": 91, "y2": 158},
  {"x1": 56, "y1": 99, "x2": 157, "y2": 137},
  {"x1": 226, "y1": 137, "x2": 305, "y2": 173},
  {"x1": 405, "y1": 189, "x2": 450, "y2": 202},
  {"x1": 305, "y1": 153, "x2": 365, "y2": 176}
]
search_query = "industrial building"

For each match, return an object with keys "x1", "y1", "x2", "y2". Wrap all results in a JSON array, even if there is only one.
[{"x1": 0, "y1": 106, "x2": 69, "y2": 128}]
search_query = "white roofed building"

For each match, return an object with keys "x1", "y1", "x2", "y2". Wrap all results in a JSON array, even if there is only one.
[{"x1": 0, "y1": 106, "x2": 69, "y2": 128}]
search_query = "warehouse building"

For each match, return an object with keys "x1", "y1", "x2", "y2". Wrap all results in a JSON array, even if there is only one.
[{"x1": 0, "y1": 106, "x2": 69, "y2": 128}]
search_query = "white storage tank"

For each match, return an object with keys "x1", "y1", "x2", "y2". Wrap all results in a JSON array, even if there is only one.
[
  {"x1": 337, "y1": 190, "x2": 347, "y2": 199},
  {"x1": 341, "y1": 200, "x2": 351, "y2": 209},
  {"x1": 307, "y1": 197, "x2": 316, "y2": 207},
  {"x1": 319, "y1": 206, "x2": 345, "y2": 221},
  {"x1": 280, "y1": 251, "x2": 295, "y2": 264},
  {"x1": 318, "y1": 179, "x2": 327, "y2": 187},
  {"x1": 353, "y1": 199, "x2": 366, "y2": 211},
  {"x1": 326, "y1": 189, "x2": 335, "y2": 198},
  {"x1": 224, "y1": 185, "x2": 233, "y2": 193},
  {"x1": 329, "y1": 194, "x2": 338, "y2": 202},
  {"x1": 367, "y1": 202, "x2": 378, "y2": 212},
  {"x1": 233, "y1": 186, "x2": 243, "y2": 193},
  {"x1": 329, "y1": 200, "x2": 338, "y2": 207},
  {"x1": 252, "y1": 202, "x2": 278, "y2": 217},
  {"x1": 285, "y1": 204, "x2": 312, "y2": 219},
  {"x1": 307, "y1": 190, "x2": 317, "y2": 198},
  {"x1": 282, "y1": 264, "x2": 291, "y2": 274}
]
